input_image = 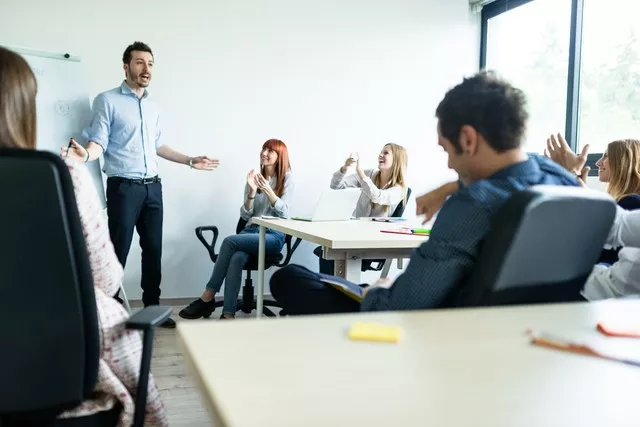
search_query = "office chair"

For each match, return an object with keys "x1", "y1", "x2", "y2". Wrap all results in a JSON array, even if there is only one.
[
  {"x1": 196, "y1": 218, "x2": 302, "y2": 317},
  {"x1": 446, "y1": 185, "x2": 617, "y2": 308},
  {"x1": 0, "y1": 149, "x2": 171, "y2": 427},
  {"x1": 314, "y1": 187, "x2": 412, "y2": 274}
]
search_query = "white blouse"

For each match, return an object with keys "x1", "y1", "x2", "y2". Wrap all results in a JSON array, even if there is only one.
[{"x1": 330, "y1": 168, "x2": 404, "y2": 217}]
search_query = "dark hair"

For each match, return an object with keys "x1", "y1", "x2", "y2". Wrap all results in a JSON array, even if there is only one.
[
  {"x1": 435, "y1": 70, "x2": 528, "y2": 153},
  {"x1": 122, "y1": 41, "x2": 153, "y2": 64},
  {"x1": 0, "y1": 46, "x2": 38, "y2": 150}
]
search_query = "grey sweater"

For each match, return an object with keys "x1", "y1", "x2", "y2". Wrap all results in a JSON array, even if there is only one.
[{"x1": 240, "y1": 171, "x2": 294, "y2": 226}]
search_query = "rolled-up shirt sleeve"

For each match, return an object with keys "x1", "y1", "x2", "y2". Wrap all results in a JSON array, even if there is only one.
[{"x1": 82, "y1": 93, "x2": 111, "y2": 151}]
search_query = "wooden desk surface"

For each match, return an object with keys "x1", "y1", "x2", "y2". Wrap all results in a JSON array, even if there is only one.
[
  {"x1": 251, "y1": 217, "x2": 427, "y2": 249},
  {"x1": 177, "y1": 300, "x2": 640, "y2": 427}
]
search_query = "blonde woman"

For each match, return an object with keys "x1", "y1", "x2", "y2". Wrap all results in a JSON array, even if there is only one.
[
  {"x1": 315, "y1": 143, "x2": 409, "y2": 274},
  {"x1": 593, "y1": 139, "x2": 640, "y2": 264},
  {"x1": 331, "y1": 143, "x2": 408, "y2": 217}
]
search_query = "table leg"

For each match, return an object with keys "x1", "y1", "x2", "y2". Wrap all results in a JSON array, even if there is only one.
[
  {"x1": 380, "y1": 259, "x2": 392, "y2": 279},
  {"x1": 256, "y1": 225, "x2": 266, "y2": 318},
  {"x1": 334, "y1": 252, "x2": 361, "y2": 283}
]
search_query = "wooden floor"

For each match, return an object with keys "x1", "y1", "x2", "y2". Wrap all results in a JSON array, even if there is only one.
[{"x1": 150, "y1": 304, "x2": 260, "y2": 427}]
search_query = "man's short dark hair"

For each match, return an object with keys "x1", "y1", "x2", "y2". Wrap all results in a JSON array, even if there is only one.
[
  {"x1": 435, "y1": 70, "x2": 528, "y2": 153},
  {"x1": 122, "y1": 41, "x2": 153, "y2": 64}
]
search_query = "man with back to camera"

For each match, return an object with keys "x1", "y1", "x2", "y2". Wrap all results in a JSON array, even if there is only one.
[
  {"x1": 270, "y1": 70, "x2": 581, "y2": 315},
  {"x1": 63, "y1": 41, "x2": 219, "y2": 328}
]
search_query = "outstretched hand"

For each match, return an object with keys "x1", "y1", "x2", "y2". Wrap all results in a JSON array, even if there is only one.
[{"x1": 190, "y1": 156, "x2": 220, "y2": 170}]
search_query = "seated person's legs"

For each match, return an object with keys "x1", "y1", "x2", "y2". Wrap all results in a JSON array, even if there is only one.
[
  {"x1": 313, "y1": 245, "x2": 335, "y2": 275},
  {"x1": 180, "y1": 229, "x2": 284, "y2": 319},
  {"x1": 271, "y1": 264, "x2": 361, "y2": 315}
]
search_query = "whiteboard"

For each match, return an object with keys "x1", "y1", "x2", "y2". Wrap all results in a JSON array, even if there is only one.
[{"x1": 11, "y1": 47, "x2": 106, "y2": 207}]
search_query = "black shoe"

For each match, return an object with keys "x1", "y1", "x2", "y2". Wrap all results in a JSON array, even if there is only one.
[
  {"x1": 179, "y1": 299, "x2": 216, "y2": 319},
  {"x1": 219, "y1": 314, "x2": 235, "y2": 320},
  {"x1": 159, "y1": 317, "x2": 176, "y2": 329}
]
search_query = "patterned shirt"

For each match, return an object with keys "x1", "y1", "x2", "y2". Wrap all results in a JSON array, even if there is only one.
[
  {"x1": 58, "y1": 159, "x2": 168, "y2": 427},
  {"x1": 361, "y1": 155, "x2": 579, "y2": 312}
]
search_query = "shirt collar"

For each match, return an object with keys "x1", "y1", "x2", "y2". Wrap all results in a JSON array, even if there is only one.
[
  {"x1": 120, "y1": 80, "x2": 149, "y2": 99},
  {"x1": 488, "y1": 156, "x2": 540, "y2": 181}
]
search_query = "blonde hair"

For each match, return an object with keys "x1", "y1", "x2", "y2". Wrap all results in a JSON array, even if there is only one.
[
  {"x1": 372, "y1": 143, "x2": 408, "y2": 213},
  {"x1": 606, "y1": 139, "x2": 640, "y2": 201}
]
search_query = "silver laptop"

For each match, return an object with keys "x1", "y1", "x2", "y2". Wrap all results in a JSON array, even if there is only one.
[{"x1": 291, "y1": 188, "x2": 361, "y2": 221}]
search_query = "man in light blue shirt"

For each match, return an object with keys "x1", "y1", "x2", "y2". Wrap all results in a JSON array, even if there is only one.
[{"x1": 64, "y1": 41, "x2": 218, "y2": 328}]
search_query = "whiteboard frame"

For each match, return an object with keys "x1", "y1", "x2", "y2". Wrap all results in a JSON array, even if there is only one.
[{"x1": 6, "y1": 45, "x2": 81, "y2": 62}]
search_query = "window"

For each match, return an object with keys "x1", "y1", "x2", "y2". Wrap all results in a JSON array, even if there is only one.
[
  {"x1": 483, "y1": 0, "x2": 572, "y2": 154},
  {"x1": 481, "y1": 0, "x2": 640, "y2": 177},
  {"x1": 578, "y1": 0, "x2": 640, "y2": 153}
]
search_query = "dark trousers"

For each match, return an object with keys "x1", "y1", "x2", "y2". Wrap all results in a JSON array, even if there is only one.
[
  {"x1": 106, "y1": 178, "x2": 163, "y2": 306},
  {"x1": 270, "y1": 265, "x2": 361, "y2": 315}
]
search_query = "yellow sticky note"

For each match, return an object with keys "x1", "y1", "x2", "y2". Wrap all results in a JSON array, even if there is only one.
[{"x1": 348, "y1": 322, "x2": 403, "y2": 343}]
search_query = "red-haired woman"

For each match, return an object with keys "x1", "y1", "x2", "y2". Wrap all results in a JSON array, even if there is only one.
[{"x1": 179, "y1": 139, "x2": 293, "y2": 319}]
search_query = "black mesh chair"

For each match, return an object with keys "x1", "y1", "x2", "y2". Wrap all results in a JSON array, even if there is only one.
[
  {"x1": 196, "y1": 218, "x2": 302, "y2": 317},
  {"x1": 0, "y1": 149, "x2": 171, "y2": 427},
  {"x1": 445, "y1": 185, "x2": 617, "y2": 307},
  {"x1": 314, "y1": 187, "x2": 412, "y2": 274}
]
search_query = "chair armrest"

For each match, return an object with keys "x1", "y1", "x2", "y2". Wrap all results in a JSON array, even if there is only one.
[
  {"x1": 195, "y1": 226, "x2": 219, "y2": 262},
  {"x1": 126, "y1": 306, "x2": 172, "y2": 427},
  {"x1": 126, "y1": 305, "x2": 172, "y2": 331},
  {"x1": 276, "y1": 236, "x2": 302, "y2": 267}
]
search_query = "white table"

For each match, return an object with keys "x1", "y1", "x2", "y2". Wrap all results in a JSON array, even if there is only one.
[
  {"x1": 252, "y1": 218, "x2": 428, "y2": 316},
  {"x1": 177, "y1": 299, "x2": 640, "y2": 427}
]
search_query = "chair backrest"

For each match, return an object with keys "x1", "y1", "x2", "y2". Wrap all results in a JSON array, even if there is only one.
[
  {"x1": 450, "y1": 185, "x2": 617, "y2": 307},
  {"x1": 0, "y1": 149, "x2": 100, "y2": 417},
  {"x1": 389, "y1": 187, "x2": 412, "y2": 218}
]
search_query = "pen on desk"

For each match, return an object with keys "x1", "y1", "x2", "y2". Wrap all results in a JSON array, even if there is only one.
[
  {"x1": 527, "y1": 330, "x2": 640, "y2": 368},
  {"x1": 410, "y1": 228, "x2": 430, "y2": 234}
]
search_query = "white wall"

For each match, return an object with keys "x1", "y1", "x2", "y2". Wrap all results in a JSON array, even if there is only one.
[{"x1": 0, "y1": 0, "x2": 479, "y2": 299}]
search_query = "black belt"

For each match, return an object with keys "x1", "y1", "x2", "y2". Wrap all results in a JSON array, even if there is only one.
[{"x1": 108, "y1": 176, "x2": 161, "y2": 185}]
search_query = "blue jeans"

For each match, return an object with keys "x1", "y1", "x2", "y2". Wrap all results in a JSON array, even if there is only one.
[{"x1": 206, "y1": 226, "x2": 285, "y2": 314}]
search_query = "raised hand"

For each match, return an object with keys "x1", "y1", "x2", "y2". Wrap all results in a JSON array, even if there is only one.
[
  {"x1": 544, "y1": 133, "x2": 589, "y2": 175},
  {"x1": 60, "y1": 138, "x2": 87, "y2": 162},
  {"x1": 254, "y1": 173, "x2": 271, "y2": 192},
  {"x1": 247, "y1": 169, "x2": 258, "y2": 193},
  {"x1": 190, "y1": 156, "x2": 220, "y2": 171}
]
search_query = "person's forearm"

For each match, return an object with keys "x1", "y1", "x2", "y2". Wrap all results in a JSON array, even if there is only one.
[
  {"x1": 157, "y1": 145, "x2": 190, "y2": 165},
  {"x1": 443, "y1": 180, "x2": 460, "y2": 194},
  {"x1": 244, "y1": 190, "x2": 256, "y2": 211},
  {"x1": 85, "y1": 142, "x2": 104, "y2": 162},
  {"x1": 265, "y1": 189, "x2": 278, "y2": 206}
]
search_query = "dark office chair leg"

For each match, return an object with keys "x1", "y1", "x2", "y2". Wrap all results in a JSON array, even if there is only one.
[{"x1": 241, "y1": 273, "x2": 255, "y2": 314}]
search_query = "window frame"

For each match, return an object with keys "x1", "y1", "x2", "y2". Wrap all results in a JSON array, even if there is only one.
[{"x1": 480, "y1": 0, "x2": 597, "y2": 175}]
